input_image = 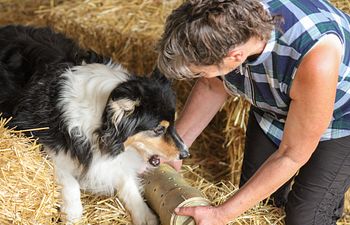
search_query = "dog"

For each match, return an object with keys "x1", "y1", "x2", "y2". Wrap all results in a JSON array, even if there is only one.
[{"x1": 0, "y1": 25, "x2": 189, "y2": 224}]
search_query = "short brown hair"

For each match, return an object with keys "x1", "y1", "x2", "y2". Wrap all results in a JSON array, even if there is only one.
[{"x1": 157, "y1": 0, "x2": 280, "y2": 79}]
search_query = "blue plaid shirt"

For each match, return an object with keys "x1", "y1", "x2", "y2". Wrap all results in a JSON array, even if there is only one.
[{"x1": 223, "y1": 0, "x2": 350, "y2": 145}]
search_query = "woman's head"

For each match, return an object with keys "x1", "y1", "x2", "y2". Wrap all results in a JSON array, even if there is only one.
[{"x1": 157, "y1": 0, "x2": 278, "y2": 79}]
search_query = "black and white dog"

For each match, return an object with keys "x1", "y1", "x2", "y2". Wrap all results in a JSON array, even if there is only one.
[{"x1": 0, "y1": 25, "x2": 189, "y2": 224}]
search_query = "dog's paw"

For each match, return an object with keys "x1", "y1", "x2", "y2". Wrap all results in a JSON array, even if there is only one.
[
  {"x1": 61, "y1": 203, "x2": 83, "y2": 224},
  {"x1": 131, "y1": 206, "x2": 159, "y2": 225}
]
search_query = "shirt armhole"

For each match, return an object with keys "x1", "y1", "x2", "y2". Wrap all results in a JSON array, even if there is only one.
[{"x1": 288, "y1": 32, "x2": 343, "y2": 95}]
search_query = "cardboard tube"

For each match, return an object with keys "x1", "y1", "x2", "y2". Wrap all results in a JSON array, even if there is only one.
[{"x1": 143, "y1": 164, "x2": 211, "y2": 225}]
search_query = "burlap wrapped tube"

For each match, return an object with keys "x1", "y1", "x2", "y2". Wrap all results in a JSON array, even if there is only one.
[{"x1": 143, "y1": 164, "x2": 211, "y2": 225}]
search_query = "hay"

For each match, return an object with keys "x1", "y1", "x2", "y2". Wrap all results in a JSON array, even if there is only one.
[
  {"x1": 0, "y1": 0, "x2": 50, "y2": 26},
  {"x1": 63, "y1": 166, "x2": 288, "y2": 225},
  {"x1": 0, "y1": 0, "x2": 349, "y2": 224},
  {"x1": 0, "y1": 118, "x2": 59, "y2": 225},
  {"x1": 183, "y1": 165, "x2": 285, "y2": 225},
  {"x1": 331, "y1": 0, "x2": 350, "y2": 13},
  {"x1": 32, "y1": 0, "x2": 182, "y2": 75}
]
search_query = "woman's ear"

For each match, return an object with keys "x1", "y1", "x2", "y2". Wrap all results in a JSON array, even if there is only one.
[{"x1": 227, "y1": 49, "x2": 244, "y2": 62}]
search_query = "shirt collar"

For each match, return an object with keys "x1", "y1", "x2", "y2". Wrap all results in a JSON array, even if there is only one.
[{"x1": 246, "y1": 29, "x2": 276, "y2": 66}]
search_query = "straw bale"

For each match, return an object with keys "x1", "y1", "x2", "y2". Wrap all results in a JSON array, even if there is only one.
[
  {"x1": 0, "y1": 118, "x2": 59, "y2": 225},
  {"x1": 0, "y1": 0, "x2": 51, "y2": 26},
  {"x1": 30, "y1": 0, "x2": 182, "y2": 75},
  {"x1": 331, "y1": 0, "x2": 350, "y2": 13}
]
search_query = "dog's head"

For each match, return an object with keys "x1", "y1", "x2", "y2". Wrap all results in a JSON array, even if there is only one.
[{"x1": 98, "y1": 68, "x2": 189, "y2": 166}]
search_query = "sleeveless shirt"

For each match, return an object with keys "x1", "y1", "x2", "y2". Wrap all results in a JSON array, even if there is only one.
[{"x1": 222, "y1": 0, "x2": 350, "y2": 145}]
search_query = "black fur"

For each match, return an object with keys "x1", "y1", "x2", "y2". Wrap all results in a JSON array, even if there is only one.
[
  {"x1": 98, "y1": 75, "x2": 176, "y2": 156},
  {"x1": 0, "y1": 24, "x2": 178, "y2": 169}
]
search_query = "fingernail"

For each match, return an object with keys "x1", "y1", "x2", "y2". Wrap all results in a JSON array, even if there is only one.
[{"x1": 174, "y1": 208, "x2": 179, "y2": 213}]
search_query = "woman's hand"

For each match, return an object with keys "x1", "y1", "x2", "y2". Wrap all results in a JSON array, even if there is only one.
[{"x1": 175, "y1": 205, "x2": 229, "y2": 225}]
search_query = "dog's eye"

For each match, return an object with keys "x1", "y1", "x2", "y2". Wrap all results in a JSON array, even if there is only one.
[{"x1": 153, "y1": 125, "x2": 165, "y2": 136}]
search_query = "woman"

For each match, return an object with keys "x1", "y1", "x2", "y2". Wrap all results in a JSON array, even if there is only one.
[{"x1": 156, "y1": 0, "x2": 350, "y2": 224}]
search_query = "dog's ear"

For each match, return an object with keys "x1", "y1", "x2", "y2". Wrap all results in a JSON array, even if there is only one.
[
  {"x1": 98, "y1": 98, "x2": 139, "y2": 155},
  {"x1": 111, "y1": 98, "x2": 140, "y2": 125},
  {"x1": 150, "y1": 66, "x2": 172, "y2": 85},
  {"x1": 98, "y1": 118, "x2": 125, "y2": 156}
]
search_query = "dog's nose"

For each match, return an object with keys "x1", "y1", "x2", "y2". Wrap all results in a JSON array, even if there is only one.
[
  {"x1": 168, "y1": 127, "x2": 190, "y2": 159},
  {"x1": 179, "y1": 150, "x2": 190, "y2": 159}
]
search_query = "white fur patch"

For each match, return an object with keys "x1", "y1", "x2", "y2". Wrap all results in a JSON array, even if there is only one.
[
  {"x1": 57, "y1": 62, "x2": 130, "y2": 141},
  {"x1": 79, "y1": 147, "x2": 146, "y2": 195},
  {"x1": 51, "y1": 146, "x2": 158, "y2": 225}
]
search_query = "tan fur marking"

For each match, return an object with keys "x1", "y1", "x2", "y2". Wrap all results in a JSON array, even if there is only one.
[
  {"x1": 124, "y1": 132, "x2": 178, "y2": 162},
  {"x1": 110, "y1": 98, "x2": 140, "y2": 124},
  {"x1": 159, "y1": 120, "x2": 170, "y2": 128}
]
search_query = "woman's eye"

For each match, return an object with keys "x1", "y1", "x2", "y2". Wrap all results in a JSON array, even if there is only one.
[
  {"x1": 153, "y1": 126, "x2": 165, "y2": 136},
  {"x1": 194, "y1": 72, "x2": 206, "y2": 77}
]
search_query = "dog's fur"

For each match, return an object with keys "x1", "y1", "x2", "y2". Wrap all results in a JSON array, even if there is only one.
[{"x1": 0, "y1": 25, "x2": 189, "y2": 224}]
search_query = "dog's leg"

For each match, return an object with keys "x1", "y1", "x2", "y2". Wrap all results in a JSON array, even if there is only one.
[
  {"x1": 117, "y1": 176, "x2": 159, "y2": 225},
  {"x1": 56, "y1": 168, "x2": 83, "y2": 224}
]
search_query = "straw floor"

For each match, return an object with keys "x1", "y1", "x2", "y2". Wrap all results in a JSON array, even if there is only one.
[
  {"x1": 0, "y1": 118, "x2": 60, "y2": 225},
  {"x1": 0, "y1": 0, "x2": 349, "y2": 224}
]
